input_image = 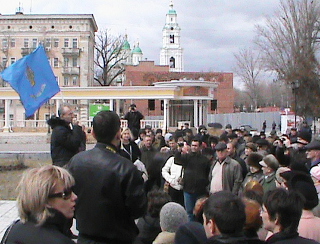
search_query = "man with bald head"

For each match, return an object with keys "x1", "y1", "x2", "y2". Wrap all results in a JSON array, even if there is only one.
[{"x1": 47, "y1": 104, "x2": 85, "y2": 167}]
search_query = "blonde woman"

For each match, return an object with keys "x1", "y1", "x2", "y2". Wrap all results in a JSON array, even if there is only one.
[
  {"x1": 119, "y1": 127, "x2": 141, "y2": 163},
  {"x1": 1, "y1": 165, "x2": 77, "y2": 244}
]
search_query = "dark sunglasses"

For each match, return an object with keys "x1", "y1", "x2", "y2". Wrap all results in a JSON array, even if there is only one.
[{"x1": 48, "y1": 188, "x2": 73, "y2": 200}]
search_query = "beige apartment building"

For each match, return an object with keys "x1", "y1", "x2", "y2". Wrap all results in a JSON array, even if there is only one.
[{"x1": 0, "y1": 13, "x2": 98, "y2": 124}]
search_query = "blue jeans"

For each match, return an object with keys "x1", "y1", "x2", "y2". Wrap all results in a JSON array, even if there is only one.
[{"x1": 184, "y1": 191, "x2": 201, "y2": 221}]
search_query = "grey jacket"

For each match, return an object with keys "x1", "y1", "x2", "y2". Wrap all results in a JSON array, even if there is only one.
[{"x1": 209, "y1": 156, "x2": 243, "y2": 195}]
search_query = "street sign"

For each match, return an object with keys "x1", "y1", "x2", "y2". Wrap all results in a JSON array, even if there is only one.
[{"x1": 89, "y1": 104, "x2": 110, "y2": 119}]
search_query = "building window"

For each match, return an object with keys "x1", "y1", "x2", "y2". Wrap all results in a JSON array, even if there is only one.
[
  {"x1": 64, "y1": 57, "x2": 69, "y2": 67},
  {"x1": 2, "y1": 38, "x2": 8, "y2": 48},
  {"x1": 53, "y1": 58, "x2": 59, "y2": 67},
  {"x1": 169, "y1": 35, "x2": 174, "y2": 43},
  {"x1": 2, "y1": 57, "x2": 7, "y2": 67},
  {"x1": 72, "y1": 38, "x2": 78, "y2": 48},
  {"x1": 72, "y1": 76, "x2": 78, "y2": 86},
  {"x1": 54, "y1": 38, "x2": 59, "y2": 47},
  {"x1": 10, "y1": 38, "x2": 15, "y2": 47},
  {"x1": 64, "y1": 38, "x2": 69, "y2": 48},
  {"x1": 10, "y1": 58, "x2": 16, "y2": 64},
  {"x1": 32, "y1": 38, "x2": 38, "y2": 48},
  {"x1": 24, "y1": 39, "x2": 29, "y2": 48},
  {"x1": 72, "y1": 57, "x2": 77, "y2": 67},
  {"x1": 45, "y1": 38, "x2": 51, "y2": 47},
  {"x1": 169, "y1": 57, "x2": 175, "y2": 68},
  {"x1": 148, "y1": 99, "x2": 155, "y2": 111},
  {"x1": 64, "y1": 76, "x2": 69, "y2": 86},
  {"x1": 211, "y1": 99, "x2": 217, "y2": 111}
]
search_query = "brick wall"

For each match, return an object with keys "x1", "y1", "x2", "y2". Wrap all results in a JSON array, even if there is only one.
[{"x1": 124, "y1": 62, "x2": 234, "y2": 116}]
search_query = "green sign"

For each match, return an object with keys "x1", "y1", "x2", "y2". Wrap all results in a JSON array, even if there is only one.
[{"x1": 89, "y1": 104, "x2": 110, "y2": 118}]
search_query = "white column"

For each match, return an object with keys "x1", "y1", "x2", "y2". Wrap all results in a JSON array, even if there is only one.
[
  {"x1": 115, "y1": 99, "x2": 120, "y2": 115},
  {"x1": 163, "y1": 99, "x2": 169, "y2": 133},
  {"x1": 56, "y1": 99, "x2": 60, "y2": 116},
  {"x1": 202, "y1": 101, "x2": 208, "y2": 126},
  {"x1": 2, "y1": 99, "x2": 10, "y2": 132},
  {"x1": 199, "y1": 100, "x2": 203, "y2": 125},
  {"x1": 109, "y1": 99, "x2": 114, "y2": 111},
  {"x1": 193, "y1": 99, "x2": 198, "y2": 128}
]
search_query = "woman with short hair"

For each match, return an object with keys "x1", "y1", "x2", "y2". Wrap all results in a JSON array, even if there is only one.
[
  {"x1": 2, "y1": 165, "x2": 77, "y2": 244},
  {"x1": 119, "y1": 127, "x2": 141, "y2": 163}
]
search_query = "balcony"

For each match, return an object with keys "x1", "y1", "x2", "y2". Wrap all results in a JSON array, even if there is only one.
[
  {"x1": 62, "y1": 48, "x2": 81, "y2": 56},
  {"x1": 21, "y1": 47, "x2": 36, "y2": 56},
  {"x1": 62, "y1": 67, "x2": 80, "y2": 75}
]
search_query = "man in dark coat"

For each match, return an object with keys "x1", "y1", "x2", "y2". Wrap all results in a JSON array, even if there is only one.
[
  {"x1": 175, "y1": 139, "x2": 210, "y2": 221},
  {"x1": 124, "y1": 104, "x2": 144, "y2": 139},
  {"x1": 67, "y1": 111, "x2": 147, "y2": 244},
  {"x1": 47, "y1": 104, "x2": 85, "y2": 167}
]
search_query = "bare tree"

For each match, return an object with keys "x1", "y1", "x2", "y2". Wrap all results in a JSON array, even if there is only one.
[
  {"x1": 234, "y1": 48, "x2": 264, "y2": 109},
  {"x1": 94, "y1": 30, "x2": 130, "y2": 86},
  {"x1": 255, "y1": 0, "x2": 320, "y2": 117}
]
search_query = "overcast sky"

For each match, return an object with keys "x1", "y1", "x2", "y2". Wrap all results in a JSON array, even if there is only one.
[{"x1": 2, "y1": 0, "x2": 281, "y2": 86}]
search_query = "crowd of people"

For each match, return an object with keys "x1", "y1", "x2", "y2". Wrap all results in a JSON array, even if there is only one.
[{"x1": 2, "y1": 103, "x2": 320, "y2": 244}]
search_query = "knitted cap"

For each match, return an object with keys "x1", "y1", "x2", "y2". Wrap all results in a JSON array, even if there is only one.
[{"x1": 160, "y1": 202, "x2": 188, "y2": 233}]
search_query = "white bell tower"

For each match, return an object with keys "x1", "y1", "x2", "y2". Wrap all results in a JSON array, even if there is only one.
[{"x1": 160, "y1": 0, "x2": 184, "y2": 72}]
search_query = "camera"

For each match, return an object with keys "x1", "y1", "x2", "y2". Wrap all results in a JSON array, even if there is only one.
[{"x1": 178, "y1": 142, "x2": 184, "y2": 147}]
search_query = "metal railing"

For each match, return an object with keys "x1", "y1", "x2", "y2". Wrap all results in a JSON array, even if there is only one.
[{"x1": 0, "y1": 119, "x2": 164, "y2": 130}]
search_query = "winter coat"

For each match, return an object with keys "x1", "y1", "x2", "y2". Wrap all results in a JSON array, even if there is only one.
[
  {"x1": 3, "y1": 209, "x2": 75, "y2": 244},
  {"x1": 66, "y1": 143, "x2": 147, "y2": 243},
  {"x1": 175, "y1": 151, "x2": 210, "y2": 195},
  {"x1": 134, "y1": 215, "x2": 161, "y2": 244},
  {"x1": 266, "y1": 232, "x2": 319, "y2": 244},
  {"x1": 119, "y1": 140, "x2": 141, "y2": 163},
  {"x1": 162, "y1": 156, "x2": 183, "y2": 190},
  {"x1": 261, "y1": 172, "x2": 277, "y2": 194},
  {"x1": 209, "y1": 156, "x2": 243, "y2": 195},
  {"x1": 47, "y1": 116, "x2": 85, "y2": 167},
  {"x1": 206, "y1": 233, "x2": 265, "y2": 244}
]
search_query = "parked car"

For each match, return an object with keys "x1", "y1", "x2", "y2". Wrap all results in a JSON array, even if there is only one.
[{"x1": 239, "y1": 125, "x2": 258, "y2": 132}]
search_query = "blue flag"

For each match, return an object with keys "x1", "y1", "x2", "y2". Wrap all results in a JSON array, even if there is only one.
[{"x1": 0, "y1": 45, "x2": 60, "y2": 117}]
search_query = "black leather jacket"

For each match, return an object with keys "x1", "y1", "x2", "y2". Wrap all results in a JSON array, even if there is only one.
[
  {"x1": 47, "y1": 116, "x2": 85, "y2": 167},
  {"x1": 4, "y1": 209, "x2": 75, "y2": 244},
  {"x1": 67, "y1": 143, "x2": 147, "y2": 243}
]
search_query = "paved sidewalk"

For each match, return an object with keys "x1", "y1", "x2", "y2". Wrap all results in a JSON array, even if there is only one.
[{"x1": 0, "y1": 201, "x2": 18, "y2": 240}]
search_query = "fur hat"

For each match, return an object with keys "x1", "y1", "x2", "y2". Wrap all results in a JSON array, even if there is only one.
[
  {"x1": 247, "y1": 153, "x2": 263, "y2": 168},
  {"x1": 160, "y1": 202, "x2": 188, "y2": 233}
]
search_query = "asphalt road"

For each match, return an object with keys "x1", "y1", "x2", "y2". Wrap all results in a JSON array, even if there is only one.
[{"x1": 0, "y1": 132, "x2": 95, "y2": 152}]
